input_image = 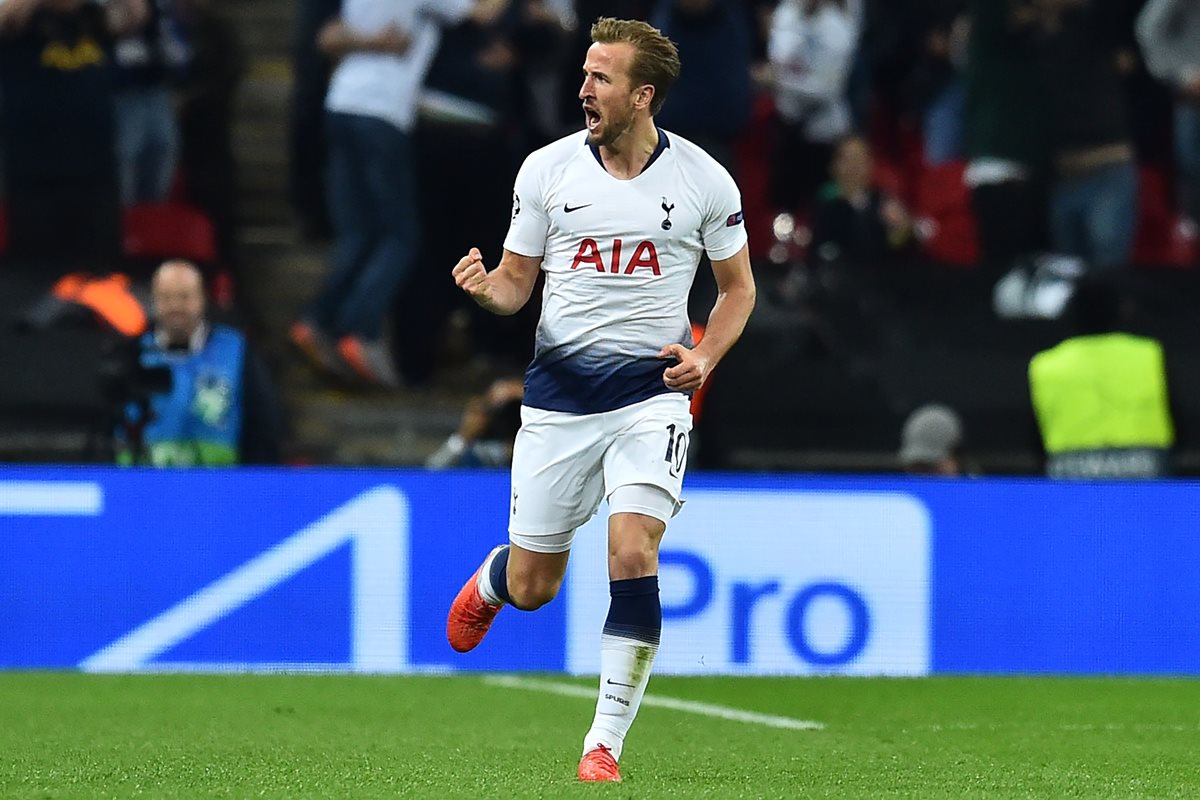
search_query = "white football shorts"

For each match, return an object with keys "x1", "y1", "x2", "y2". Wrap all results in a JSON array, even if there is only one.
[{"x1": 508, "y1": 393, "x2": 693, "y2": 553}]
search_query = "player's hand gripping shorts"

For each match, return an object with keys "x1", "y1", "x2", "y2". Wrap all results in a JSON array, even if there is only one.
[{"x1": 508, "y1": 393, "x2": 692, "y2": 553}]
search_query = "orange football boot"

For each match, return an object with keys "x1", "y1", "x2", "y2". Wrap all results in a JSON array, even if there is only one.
[
  {"x1": 578, "y1": 745, "x2": 621, "y2": 782},
  {"x1": 446, "y1": 554, "x2": 503, "y2": 653}
]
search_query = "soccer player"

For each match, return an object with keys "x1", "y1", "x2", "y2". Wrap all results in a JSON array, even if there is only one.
[{"x1": 445, "y1": 17, "x2": 756, "y2": 783}]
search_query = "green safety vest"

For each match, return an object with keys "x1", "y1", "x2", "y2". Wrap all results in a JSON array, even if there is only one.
[{"x1": 1029, "y1": 333, "x2": 1174, "y2": 455}]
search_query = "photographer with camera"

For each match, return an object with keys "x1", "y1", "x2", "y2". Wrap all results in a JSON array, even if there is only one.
[
  {"x1": 117, "y1": 260, "x2": 283, "y2": 466},
  {"x1": 425, "y1": 376, "x2": 524, "y2": 469}
]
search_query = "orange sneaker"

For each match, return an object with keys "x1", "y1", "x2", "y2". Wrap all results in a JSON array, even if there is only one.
[
  {"x1": 289, "y1": 320, "x2": 326, "y2": 369},
  {"x1": 578, "y1": 745, "x2": 621, "y2": 783},
  {"x1": 336, "y1": 335, "x2": 401, "y2": 389},
  {"x1": 289, "y1": 320, "x2": 352, "y2": 380},
  {"x1": 446, "y1": 560, "x2": 502, "y2": 653}
]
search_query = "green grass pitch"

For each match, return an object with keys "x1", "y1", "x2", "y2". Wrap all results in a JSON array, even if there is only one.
[{"x1": 1, "y1": 673, "x2": 1197, "y2": 799}]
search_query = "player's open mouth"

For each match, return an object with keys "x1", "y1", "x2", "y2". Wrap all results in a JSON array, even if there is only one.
[{"x1": 584, "y1": 107, "x2": 601, "y2": 131}]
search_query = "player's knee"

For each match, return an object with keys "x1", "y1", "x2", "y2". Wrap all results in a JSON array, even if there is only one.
[
  {"x1": 608, "y1": 541, "x2": 658, "y2": 581},
  {"x1": 507, "y1": 571, "x2": 563, "y2": 610}
]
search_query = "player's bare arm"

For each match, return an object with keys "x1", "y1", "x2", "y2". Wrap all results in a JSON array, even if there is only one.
[
  {"x1": 452, "y1": 247, "x2": 542, "y2": 316},
  {"x1": 659, "y1": 243, "x2": 755, "y2": 392}
]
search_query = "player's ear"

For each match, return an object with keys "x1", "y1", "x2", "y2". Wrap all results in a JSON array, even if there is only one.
[{"x1": 634, "y1": 84, "x2": 654, "y2": 112}]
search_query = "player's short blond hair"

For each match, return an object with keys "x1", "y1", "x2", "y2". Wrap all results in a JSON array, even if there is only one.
[{"x1": 590, "y1": 17, "x2": 680, "y2": 116}]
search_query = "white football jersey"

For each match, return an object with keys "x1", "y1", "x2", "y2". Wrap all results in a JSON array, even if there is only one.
[{"x1": 504, "y1": 129, "x2": 747, "y2": 414}]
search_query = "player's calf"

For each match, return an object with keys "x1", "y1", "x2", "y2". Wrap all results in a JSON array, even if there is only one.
[{"x1": 504, "y1": 569, "x2": 563, "y2": 610}]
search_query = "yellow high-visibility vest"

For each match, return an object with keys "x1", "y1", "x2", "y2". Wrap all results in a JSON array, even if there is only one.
[{"x1": 1029, "y1": 333, "x2": 1174, "y2": 455}]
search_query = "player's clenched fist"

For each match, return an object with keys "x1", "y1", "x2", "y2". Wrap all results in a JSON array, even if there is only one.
[
  {"x1": 453, "y1": 247, "x2": 491, "y2": 301},
  {"x1": 658, "y1": 343, "x2": 711, "y2": 392}
]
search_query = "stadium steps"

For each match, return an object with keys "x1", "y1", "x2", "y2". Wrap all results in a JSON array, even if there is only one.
[{"x1": 221, "y1": 0, "x2": 473, "y2": 466}]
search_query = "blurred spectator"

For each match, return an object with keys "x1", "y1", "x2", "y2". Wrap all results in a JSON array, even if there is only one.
[
  {"x1": 395, "y1": 0, "x2": 545, "y2": 386},
  {"x1": 869, "y1": 0, "x2": 968, "y2": 162},
  {"x1": 511, "y1": 0, "x2": 574, "y2": 147},
  {"x1": 765, "y1": 0, "x2": 863, "y2": 211},
  {"x1": 290, "y1": 0, "x2": 508, "y2": 389},
  {"x1": 652, "y1": 0, "x2": 753, "y2": 175},
  {"x1": 912, "y1": 2, "x2": 968, "y2": 164},
  {"x1": 963, "y1": 0, "x2": 1049, "y2": 276},
  {"x1": 898, "y1": 403, "x2": 967, "y2": 476},
  {"x1": 1029, "y1": 278, "x2": 1175, "y2": 479},
  {"x1": 0, "y1": 0, "x2": 147, "y2": 271},
  {"x1": 651, "y1": 0, "x2": 753, "y2": 324},
  {"x1": 287, "y1": 0, "x2": 341, "y2": 242},
  {"x1": 426, "y1": 376, "x2": 524, "y2": 468},
  {"x1": 1037, "y1": 0, "x2": 1138, "y2": 272},
  {"x1": 175, "y1": 0, "x2": 246, "y2": 268},
  {"x1": 857, "y1": 0, "x2": 906, "y2": 122},
  {"x1": 112, "y1": 0, "x2": 189, "y2": 205},
  {"x1": 1138, "y1": 0, "x2": 1200, "y2": 224},
  {"x1": 809, "y1": 133, "x2": 912, "y2": 268},
  {"x1": 119, "y1": 260, "x2": 283, "y2": 466}
]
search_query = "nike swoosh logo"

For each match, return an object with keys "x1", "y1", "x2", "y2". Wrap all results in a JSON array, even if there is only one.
[
  {"x1": 564, "y1": 203, "x2": 592, "y2": 213},
  {"x1": 606, "y1": 679, "x2": 636, "y2": 688}
]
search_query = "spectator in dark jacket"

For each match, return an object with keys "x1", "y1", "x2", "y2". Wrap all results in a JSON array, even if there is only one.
[
  {"x1": 176, "y1": 0, "x2": 246, "y2": 268},
  {"x1": 1036, "y1": 0, "x2": 1138, "y2": 272},
  {"x1": 809, "y1": 134, "x2": 913, "y2": 268},
  {"x1": 0, "y1": 0, "x2": 147, "y2": 271},
  {"x1": 652, "y1": 0, "x2": 753, "y2": 174},
  {"x1": 963, "y1": 0, "x2": 1050, "y2": 276}
]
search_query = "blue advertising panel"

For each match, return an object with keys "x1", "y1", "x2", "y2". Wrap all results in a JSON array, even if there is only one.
[
  {"x1": 2, "y1": 469, "x2": 1200, "y2": 675},
  {"x1": 0, "y1": 470, "x2": 563, "y2": 673}
]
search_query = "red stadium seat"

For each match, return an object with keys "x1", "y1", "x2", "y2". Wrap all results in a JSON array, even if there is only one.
[
  {"x1": 734, "y1": 94, "x2": 778, "y2": 260},
  {"x1": 1132, "y1": 167, "x2": 1197, "y2": 269},
  {"x1": 122, "y1": 203, "x2": 217, "y2": 264},
  {"x1": 912, "y1": 160, "x2": 980, "y2": 267}
]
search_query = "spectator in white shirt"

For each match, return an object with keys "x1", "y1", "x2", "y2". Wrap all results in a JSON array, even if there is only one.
[
  {"x1": 289, "y1": 0, "x2": 507, "y2": 389},
  {"x1": 764, "y1": 0, "x2": 862, "y2": 211}
]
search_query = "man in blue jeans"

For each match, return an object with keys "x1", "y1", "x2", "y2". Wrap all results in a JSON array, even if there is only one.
[
  {"x1": 112, "y1": 0, "x2": 189, "y2": 206},
  {"x1": 1037, "y1": 0, "x2": 1137, "y2": 272},
  {"x1": 289, "y1": 0, "x2": 506, "y2": 388}
]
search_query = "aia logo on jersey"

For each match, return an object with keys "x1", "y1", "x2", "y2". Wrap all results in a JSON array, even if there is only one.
[{"x1": 570, "y1": 238, "x2": 661, "y2": 275}]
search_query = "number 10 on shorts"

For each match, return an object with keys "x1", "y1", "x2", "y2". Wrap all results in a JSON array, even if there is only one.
[{"x1": 664, "y1": 423, "x2": 688, "y2": 478}]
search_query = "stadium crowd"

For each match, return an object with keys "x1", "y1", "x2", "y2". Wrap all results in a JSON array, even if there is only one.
[{"x1": 0, "y1": 0, "x2": 1197, "y2": 473}]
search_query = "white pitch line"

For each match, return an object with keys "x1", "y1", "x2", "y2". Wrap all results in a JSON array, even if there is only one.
[{"x1": 484, "y1": 675, "x2": 824, "y2": 731}]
